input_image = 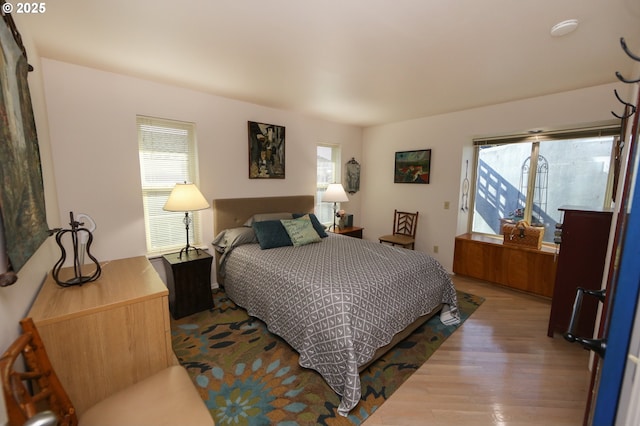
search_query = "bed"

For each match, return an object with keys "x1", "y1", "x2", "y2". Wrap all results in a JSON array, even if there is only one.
[{"x1": 212, "y1": 195, "x2": 459, "y2": 416}]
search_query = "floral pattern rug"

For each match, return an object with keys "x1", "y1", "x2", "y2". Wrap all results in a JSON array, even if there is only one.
[{"x1": 171, "y1": 289, "x2": 483, "y2": 426}]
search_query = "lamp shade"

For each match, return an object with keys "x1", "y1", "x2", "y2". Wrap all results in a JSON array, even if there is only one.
[
  {"x1": 163, "y1": 183, "x2": 210, "y2": 212},
  {"x1": 322, "y1": 183, "x2": 349, "y2": 203}
]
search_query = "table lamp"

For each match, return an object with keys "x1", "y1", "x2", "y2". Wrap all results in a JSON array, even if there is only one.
[
  {"x1": 322, "y1": 183, "x2": 349, "y2": 231},
  {"x1": 163, "y1": 182, "x2": 210, "y2": 258}
]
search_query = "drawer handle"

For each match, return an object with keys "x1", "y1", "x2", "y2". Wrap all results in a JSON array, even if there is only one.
[{"x1": 563, "y1": 287, "x2": 607, "y2": 357}]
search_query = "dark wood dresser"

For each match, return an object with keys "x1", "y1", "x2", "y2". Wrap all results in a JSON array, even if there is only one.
[{"x1": 547, "y1": 206, "x2": 612, "y2": 338}]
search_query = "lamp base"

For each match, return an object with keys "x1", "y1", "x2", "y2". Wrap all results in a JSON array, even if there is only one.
[
  {"x1": 179, "y1": 244, "x2": 202, "y2": 259},
  {"x1": 178, "y1": 211, "x2": 203, "y2": 259}
]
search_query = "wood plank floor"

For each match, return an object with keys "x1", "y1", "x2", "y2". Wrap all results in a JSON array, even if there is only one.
[{"x1": 365, "y1": 275, "x2": 591, "y2": 426}]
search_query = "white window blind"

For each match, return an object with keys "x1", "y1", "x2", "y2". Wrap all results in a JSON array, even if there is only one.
[{"x1": 137, "y1": 116, "x2": 201, "y2": 254}]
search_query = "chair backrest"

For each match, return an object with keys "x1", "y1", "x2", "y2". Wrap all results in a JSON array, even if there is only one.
[
  {"x1": 392, "y1": 210, "x2": 419, "y2": 238},
  {"x1": 0, "y1": 318, "x2": 78, "y2": 426}
]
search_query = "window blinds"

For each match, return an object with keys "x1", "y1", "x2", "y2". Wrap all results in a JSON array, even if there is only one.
[
  {"x1": 473, "y1": 123, "x2": 620, "y2": 147},
  {"x1": 137, "y1": 116, "x2": 200, "y2": 254}
]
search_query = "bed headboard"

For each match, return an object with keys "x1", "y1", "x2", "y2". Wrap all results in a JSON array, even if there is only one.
[{"x1": 212, "y1": 195, "x2": 315, "y2": 236}]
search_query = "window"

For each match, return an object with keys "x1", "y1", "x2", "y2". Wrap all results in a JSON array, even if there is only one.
[
  {"x1": 472, "y1": 125, "x2": 620, "y2": 243},
  {"x1": 316, "y1": 144, "x2": 342, "y2": 224},
  {"x1": 137, "y1": 116, "x2": 202, "y2": 254}
]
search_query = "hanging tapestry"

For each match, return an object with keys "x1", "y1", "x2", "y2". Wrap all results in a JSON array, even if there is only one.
[{"x1": 0, "y1": 9, "x2": 49, "y2": 281}]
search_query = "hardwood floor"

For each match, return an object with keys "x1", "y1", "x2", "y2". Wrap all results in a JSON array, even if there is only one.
[{"x1": 365, "y1": 275, "x2": 591, "y2": 426}]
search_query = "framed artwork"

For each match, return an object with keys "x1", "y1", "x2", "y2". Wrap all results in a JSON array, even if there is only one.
[
  {"x1": 345, "y1": 157, "x2": 360, "y2": 194},
  {"x1": 394, "y1": 149, "x2": 431, "y2": 183},
  {"x1": 0, "y1": 10, "x2": 49, "y2": 285},
  {"x1": 248, "y1": 121, "x2": 285, "y2": 179}
]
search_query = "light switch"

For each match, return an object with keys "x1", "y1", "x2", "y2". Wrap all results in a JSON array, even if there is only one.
[{"x1": 444, "y1": 201, "x2": 450, "y2": 210}]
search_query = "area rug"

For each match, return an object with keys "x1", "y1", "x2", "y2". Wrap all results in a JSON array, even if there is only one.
[{"x1": 171, "y1": 289, "x2": 483, "y2": 426}]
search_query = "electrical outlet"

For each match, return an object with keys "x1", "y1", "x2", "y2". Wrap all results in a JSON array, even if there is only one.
[
  {"x1": 444, "y1": 201, "x2": 450, "y2": 210},
  {"x1": 433, "y1": 245, "x2": 439, "y2": 253}
]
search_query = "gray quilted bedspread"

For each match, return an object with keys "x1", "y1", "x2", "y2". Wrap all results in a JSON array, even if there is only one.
[{"x1": 223, "y1": 233, "x2": 458, "y2": 416}]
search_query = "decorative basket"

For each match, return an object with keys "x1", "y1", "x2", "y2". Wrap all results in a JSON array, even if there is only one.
[{"x1": 502, "y1": 220, "x2": 544, "y2": 250}]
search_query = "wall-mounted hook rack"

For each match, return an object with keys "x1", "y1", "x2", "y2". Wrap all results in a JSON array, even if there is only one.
[
  {"x1": 615, "y1": 38, "x2": 640, "y2": 84},
  {"x1": 610, "y1": 36, "x2": 640, "y2": 204},
  {"x1": 612, "y1": 89, "x2": 636, "y2": 120},
  {"x1": 621, "y1": 38, "x2": 640, "y2": 62}
]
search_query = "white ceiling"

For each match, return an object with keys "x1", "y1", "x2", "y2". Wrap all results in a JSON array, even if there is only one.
[{"x1": 14, "y1": 0, "x2": 640, "y2": 127}]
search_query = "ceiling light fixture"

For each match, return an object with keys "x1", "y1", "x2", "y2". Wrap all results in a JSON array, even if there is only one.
[{"x1": 550, "y1": 19, "x2": 579, "y2": 37}]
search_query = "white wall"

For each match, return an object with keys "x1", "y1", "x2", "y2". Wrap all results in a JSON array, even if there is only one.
[
  {"x1": 40, "y1": 58, "x2": 363, "y2": 266},
  {"x1": 361, "y1": 82, "x2": 629, "y2": 272}
]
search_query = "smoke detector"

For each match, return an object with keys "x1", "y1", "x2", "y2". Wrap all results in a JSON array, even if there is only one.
[{"x1": 551, "y1": 19, "x2": 579, "y2": 37}]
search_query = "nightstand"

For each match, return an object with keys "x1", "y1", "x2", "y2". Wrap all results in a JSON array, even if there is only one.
[
  {"x1": 162, "y1": 250, "x2": 213, "y2": 319},
  {"x1": 331, "y1": 226, "x2": 364, "y2": 239}
]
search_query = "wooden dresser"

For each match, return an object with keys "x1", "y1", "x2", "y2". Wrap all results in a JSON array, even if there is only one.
[
  {"x1": 28, "y1": 256, "x2": 175, "y2": 416},
  {"x1": 547, "y1": 207, "x2": 613, "y2": 338}
]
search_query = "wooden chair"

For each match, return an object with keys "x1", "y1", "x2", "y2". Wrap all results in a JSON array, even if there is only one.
[
  {"x1": 379, "y1": 210, "x2": 419, "y2": 250},
  {"x1": 0, "y1": 318, "x2": 215, "y2": 426}
]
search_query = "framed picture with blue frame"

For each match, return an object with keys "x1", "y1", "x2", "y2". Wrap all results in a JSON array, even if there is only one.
[{"x1": 394, "y1": 149, "x2": 431, "y2": 183}]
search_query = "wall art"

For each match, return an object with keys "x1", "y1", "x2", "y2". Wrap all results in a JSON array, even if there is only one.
[
  {"x1": 345, "y1": 157, "x2": 360, "y2": 194},
  {"x1": 394, "y1": 149, "x2": 431, "y2": 184},
  {"x1": 248, "y1": 121, "x2": 285, "y2": 179}
]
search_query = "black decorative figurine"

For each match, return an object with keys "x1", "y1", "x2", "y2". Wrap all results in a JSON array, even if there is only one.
[{"x1": 52, "y1": 212, "x2": 101, "y2": 287}]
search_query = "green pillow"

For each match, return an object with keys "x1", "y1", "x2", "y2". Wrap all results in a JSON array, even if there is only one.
[
  {"x1": 292, "y1": 213, "x2": 328, "y2": 238},
  {"x1": 280, "y1": 216, "x2": 322, "y2": 247}
]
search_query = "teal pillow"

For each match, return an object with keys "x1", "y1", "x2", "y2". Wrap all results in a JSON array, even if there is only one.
[
  {"x1": 292, "y1": 213, "x2": 328, "y2": 238},
  {"x1": 281, "y1": 217, "x2": 322, "y2": 247},
  {"x1": 252, "y1": 220, "x2": 293, "y2": 249}
]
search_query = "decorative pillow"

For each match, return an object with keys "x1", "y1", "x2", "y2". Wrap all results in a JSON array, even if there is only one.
[
  {"x1": 252, "y1": 220, "x2": 293, "y2": 249},
  {"x1": 280, "y1": 217, "x2": 322, "y2": 247},
  {"x1": 211, "y1": 226, "x2": 257, "y2": 253},
  {"x1": 243, "y1": 212, "x2": 293, "y2": 226},
  {"x1": 293, "y1": 213, "x2": 328, "y2": 238}
]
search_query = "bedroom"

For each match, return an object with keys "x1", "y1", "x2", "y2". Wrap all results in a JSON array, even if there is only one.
[{"x1": 1, "y1": 1, "x2": 640, "y2": 424}]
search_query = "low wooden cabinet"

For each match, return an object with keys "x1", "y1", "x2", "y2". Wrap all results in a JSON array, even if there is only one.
[
  {"x1": 28, "y1": 256, "x2": 175, "y2": 416},
  {"x1": 453, "y1": 233, "x2": 557, "y2": 297}
]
